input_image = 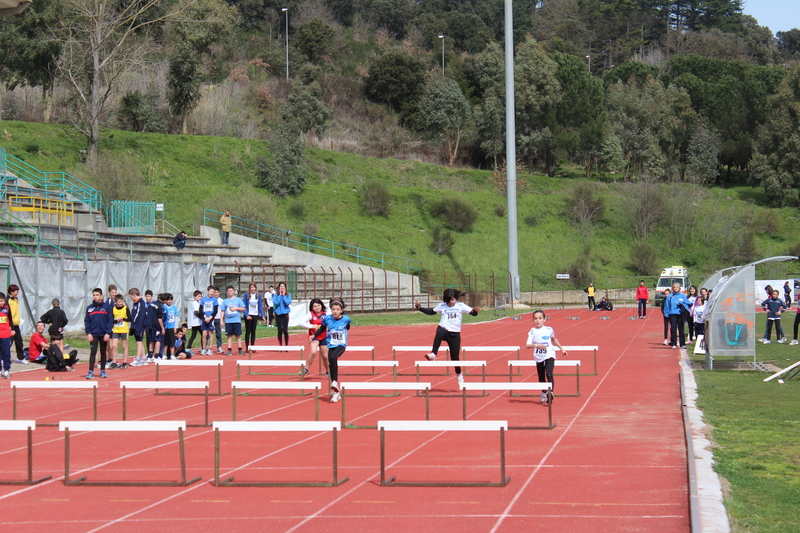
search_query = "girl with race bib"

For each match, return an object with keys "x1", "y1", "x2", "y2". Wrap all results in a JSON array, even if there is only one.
[
  {"x1": 525, "y1": 310, "x2": 568, "y2": 403},
  {"x1": 242, "y1": 283, "x2": 264, "y2": 353},
  {"x1": 414, "y1": 288, "x2": 480, "y2": 387},
  {"x1": 299, "y1": 298, "x2": 329, "y2": 377},
  {"x1": 313, "y1": 299, "x2": 350, "y2": 403}
]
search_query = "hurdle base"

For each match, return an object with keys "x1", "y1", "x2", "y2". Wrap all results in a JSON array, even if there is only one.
[
  {"x1": 65, "y1": 476, "x2": 201, "y2": 487},
  {"x1": 0, "y1": 475, "x2": 52, "y2": 486},
  {"x1": 216, "y1": 475, "x2": 349, "y2": 488},
  {"x1": 381, "y1": 475, "x2": 510, "y2": 488}
]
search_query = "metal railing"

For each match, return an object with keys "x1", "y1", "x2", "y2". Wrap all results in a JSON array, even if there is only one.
[
  {"x1": 203, "y1": 209, "x2": 422, "y2": 275},
  {"x1": 0, "y1": 207, "x2": 85, "y2": 260},
  {"x1": 106, "y1": 200, "x2": 155, "y2": 234},
  {"x1": 8, "y1": 196, "x2": 75, "y2": 225}
]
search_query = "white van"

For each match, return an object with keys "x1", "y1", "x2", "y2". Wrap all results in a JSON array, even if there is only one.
[{"x1": 654, "y1": 266, "x2": 691, "y2": 307}]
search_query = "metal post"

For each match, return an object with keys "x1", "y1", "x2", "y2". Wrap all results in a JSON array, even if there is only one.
[
  {"x1": 438, "y1": 35, "x2": 445, "y2": 74},
  {"x1": 504, "y1": 0, "x2": 520, "y2": 302},
  {"x1": 282, "y1": 8, "x2": 289, "y2": 80}
]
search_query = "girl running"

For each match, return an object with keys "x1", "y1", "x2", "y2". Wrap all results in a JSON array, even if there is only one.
[
  {"x1": 273, "y1": 282, "x2": 292, "y2": 346},
  {"x1": 525, "y1": 310, "x2": 568, "y2": 403},
  {"x1": 299, "y1": 298, "x2": 329, "y2": 376},
  {"x1": 414, "y1": 289, "x2": 480, "y2": 387},
  {"x1": 313, "y1": 299, "x2": 350, "y2": 403}
]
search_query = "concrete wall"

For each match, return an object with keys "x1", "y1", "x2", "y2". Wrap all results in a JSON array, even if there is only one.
[{"x1": 200, "y1": 225, "x2": 419, "y2": 293}]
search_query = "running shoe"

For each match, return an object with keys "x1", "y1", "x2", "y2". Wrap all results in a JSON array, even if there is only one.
[
  {"x1": 791, "y1": 340, "x2": 799, "y2": 346},
  {"x1": 2, "y1": 370, "x2": 9, "y2": 379},
  {"x1": 457, "y1": 374, "x2": 464, "y2": 386},
  {"x1": 779, "y1": 338, "x2": 788, "y2": 344},
  {"x1": 540, "y1": 392, "x2": 548, "y2": 403},
  {"x1": 763, "y1": 340, "x2": 772, "y2": 344},
  {"x1": 86, "y1": 371, "x2": 94, "y2": 379},
  {"x1": 425, "y1": 352, "x2": 436, "y2": 361},
  {"x1": 238, "y1": 349, "x2": 244, "y2": 356},
  {"x1": 100, "y1": 370, "x2": 108, "y2": 378},
  {"x1": 299, "y1": 367, "x2": 309, "y2": 377},
  {"x1": 330, "y1": 380, "x2": 339, "y2": 393},
  {"x1": 663, "y1": 340, "x2": 669, "y2": 345},
  {"x1": 226, "y1": 349, "x2": 232, "y2": 356},
  {"x1": 330, "y1": 392, "x2": 340, "y2": 403}
]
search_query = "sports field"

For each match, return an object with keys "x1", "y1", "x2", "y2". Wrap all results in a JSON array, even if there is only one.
[{"x1": 0, "y1": 308, "x2": 690, "y2": 533}]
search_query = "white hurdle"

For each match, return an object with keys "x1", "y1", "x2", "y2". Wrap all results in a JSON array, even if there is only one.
[
  {"x1": 155, "y1": 359, "x2": 226, "y2": 395},
  {"x1": 556, "y1": 345, "x2": 599, "y2": 375},
  {"x1": 212, "y1": 421, "x2": 347, "y2": 487},
  {"x1": 415, "y1": 360, "x2": 487, "y2": 397},
  {"x1": 121, "y1": 381, "x2": 210, "y2": 427},
  {"x1": 249, "y1": 345, "x2": 304, "y2": 375},
  {"x1": 339, "y1": 382, "x2": 431, "y2": 429},
  {"x1": 0, "y1": 421, "x2": 51, "y2": 485},
  {"x1": 378, "y1": 420, "x2": 510, "y2": 487},
  {"x1": 508, "y1": 360, "x2": 582, "y2": 397},
  {"x1": 461, "y1": 346, "x2": 522, "y2": 376},
  {"x1": 230, "y1": 381, "x2": 321, "y2": 421},
  {"x1": 11, "y1": 381, "x2": 98, "y2": 425},
  {"x1": 393, "y1": 345, "x2": 450, "y2": 376},
  {"x1": 59, "y1": 420, "x2": 200, "y2": 486},
  {"x1": 236, "y1": 359, "x2": 306, "y2": 381},
  {"x1": 459, "y1": 382, "x2": 555, "y2": 430},
  {"x1": 337, "y1": 361, "x2": 399, "y2": 393},
  {"x1": 336, "y1": 346, "x2": 378, "y2": 376}
]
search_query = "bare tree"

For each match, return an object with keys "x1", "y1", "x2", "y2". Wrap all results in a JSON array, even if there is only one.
[
  {"x1": 55, "y1": 0, "x2": 195, "y2": 165},
  {"x1": 619, "y1": 178, "x2": 665, "y2": 240}
]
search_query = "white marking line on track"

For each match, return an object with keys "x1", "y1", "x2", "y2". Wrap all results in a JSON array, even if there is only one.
[{"x1": 488, "y1": 319, "x2": 648, "y2": 533}]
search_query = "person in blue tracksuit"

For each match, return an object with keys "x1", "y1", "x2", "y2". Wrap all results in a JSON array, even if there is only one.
[
  {"x1": 664, "y1": 283, "x2": 692, "y2": 349},
  {"x1": 273, "y1": 282, "x2": 292, "y2": 346},
  {"x1": 84, "y1": 288, "x2": 114, "y2": 379},
  {"x1": 761, "y1": 289, "x2": 787, "y2": 343}
]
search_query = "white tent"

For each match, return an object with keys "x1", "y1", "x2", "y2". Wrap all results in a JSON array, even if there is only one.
[{"x1": 0, "y1": 0, "x2": 31, "y2": 17}]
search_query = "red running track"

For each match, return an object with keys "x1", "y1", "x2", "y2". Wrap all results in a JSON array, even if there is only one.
[{"x1": 0, "y1": 308, "x2": 689, "y2": 533}]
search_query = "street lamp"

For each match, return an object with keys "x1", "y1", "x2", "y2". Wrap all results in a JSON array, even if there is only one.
[
  {"x1": 438, "y1": 35, "x2": 445, "y2": 74},
  {"x1": 586, "y1": 54, "x2": 591, "y2": 73},
  {"x1": 282, "y1": 8, "x2": 289, "y2": 80}
]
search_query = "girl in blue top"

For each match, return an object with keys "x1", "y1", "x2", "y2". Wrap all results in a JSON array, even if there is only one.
[
  {"x1": 314, "y1": 298, "x2": 350, "y2": 403},
  {"x1": 272, "y1": 281, "x2": 292, "y2": 346}
]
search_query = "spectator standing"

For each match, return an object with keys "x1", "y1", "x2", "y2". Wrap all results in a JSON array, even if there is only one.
[
  {"x1": 585, "y1": 282, "x2": 596, "y2": 310},
  {"x1": 7, "y1": 284, "x2": 26, "y2": 363},
  {"x1": 264, "y1": 285, "x2": 275, "y2": 327},
  {"x1": 784, "y1": 281, "x2": 792, "y2": 309},
  {"x1": 0, "y1": 293, "x2": 13, "y2": 378},
  {"x1": 635, "y1": 280, "x2": 649, "y2": 319},
  {"x1": 220, "y1": 211, "x2": 231, "y2": 246},
  {"x1": 665, "y1": 283, "x2": 692, "y2": 349},
  {"x1": 40, "y1": 298, "x2": 68, "y2": 339},
  {"x1": 273, "y1": 282, "x2": 292, "y2": 346},
  {"x1": 84, "y1": 288, "x2": 113, "y2": 379}
]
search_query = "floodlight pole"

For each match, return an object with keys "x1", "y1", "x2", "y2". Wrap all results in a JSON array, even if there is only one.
[
  {"x1": 438, "y1": 35, "x2": 445, "y2": 74},
  {"x1": 282, "y1": 8, "x2": 289, "y2": 80},
  {"x1": 504, "y1": 0, "x2": 520, "y2": 301}
]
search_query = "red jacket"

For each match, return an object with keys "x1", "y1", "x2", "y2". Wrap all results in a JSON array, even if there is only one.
[{"x1": 635, "y1": 287, "x2": 649, "y2": 300}]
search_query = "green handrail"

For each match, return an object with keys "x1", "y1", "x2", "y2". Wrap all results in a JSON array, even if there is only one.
[{"x1": 204, "y1": 209, "x2": 422, "y2": 275}]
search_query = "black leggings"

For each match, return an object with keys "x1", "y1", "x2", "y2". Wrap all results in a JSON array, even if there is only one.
[
  {"x1": 536, "y1": 357, "x2": 555, "y2": 391},
  {"x1": 89, "y1": 337, "x2": 108, "y2": 370},
  {"x1": 663, "y1": 316, "x2": 670, "y2": 340},
  {"x1": 686, "y1": 317, "x2": 695, "y2": 341},
  {"x1": 164, "y1": 329, "x2": 175, "y2": 357},
  {"x1": 669, "y1": 314, "x2": 685, "y2": 347},
  {"x1": 765, "y1": 319, "x2": 784, "y2": 341},
  {"x1": 328, "y1": 345, "x2": 345, "y2": 382},
  {"x1": 244, "y1": 316, "x2": 259, "y2": 348},
  {"x1": 431, "y1": 326, "x2": 462, "y2": 374},
  {"x1": 275, "y1": 314, "x2": 289, "y2": 345},
  {"x1": 187, "y1": 326, "x2": 200, "y2": 349}
]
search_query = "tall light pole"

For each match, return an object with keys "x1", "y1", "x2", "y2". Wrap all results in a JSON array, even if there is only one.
[
  {"x1": 504, "y1": 0, "x2": 519, "y2": 302},
  {"x1": 438, "y1": 34, "x2": 445, "y2": 74},
  {"x1": 282, "y1": 8, "x2": 289, "y2": 80},
  {"x1": 586, "y1": 54, "x2": 591, "y2": 73}
]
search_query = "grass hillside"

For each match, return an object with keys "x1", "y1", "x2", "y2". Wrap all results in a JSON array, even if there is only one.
[{"x1": 3, "y1": 119, "x2": 800, "y2": 291}]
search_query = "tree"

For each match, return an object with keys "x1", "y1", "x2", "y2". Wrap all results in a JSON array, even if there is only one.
[
  {"x1": 416, "y1": 75, "x2": 471, "y2": 167},
  {"x1": 167, "y1": 46, "x2": 203, "y2": 135},
  {"x1": 294, "y1": 18, "x2": 335, "y2": 62},
  {"x1": 280, "y1": 81, "x2": 333, "y2": 137},
  {"x1": 364, "y1": 50, "x2": 426, "y2": 116},
  {"x1": 472, "y1": 42, "x2": 506, "y2": 170},
  {"x1": 368, "y1": 0, "x2": 414, "y2": 38},
  {"x1": 685, "y1": 122, "x2": 720, "y2": 184},
  {"x1": 257, "y1": 122, "x2": 307, "y2": 198}
]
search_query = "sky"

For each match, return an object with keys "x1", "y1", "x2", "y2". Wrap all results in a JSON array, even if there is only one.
[{"x1": 742, "y1": 0, "x2": 800, "y2": 34}]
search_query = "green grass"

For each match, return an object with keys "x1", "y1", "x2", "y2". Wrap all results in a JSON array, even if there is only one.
[{"x1": 694, "y1": 370, "x2": 800, "y2": 533}]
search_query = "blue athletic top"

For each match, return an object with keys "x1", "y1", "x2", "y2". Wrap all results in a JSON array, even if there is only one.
[
  {"x1": 200, "y1": 296, "x2": 218, "y2": 319},
  {"x1": 318, "y1": 314, "x2": 351, "y2": 348},
  {"x1": 222, "y1": 297, "x2": 245, "y2": 323},
  {"x1": 164, "y1": 304, "x2": 179, "y2": 329},
  {"x1": 273, "y1": 293, "x2": 292, "y2": 315}
]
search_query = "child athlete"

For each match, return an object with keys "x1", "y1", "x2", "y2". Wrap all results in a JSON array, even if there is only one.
[
  {"x1": 313, "y1": 299, "x2": 350, "y2": 403},
  {"x1": 414, "y1": 289, "x2": 480, "y2": 386},
  {"x1": 299, "y1": 298, "x2": 329, "y2": 376},
  {"x1": 525, "y1": 310, "x2": 568, "y2": 403}
]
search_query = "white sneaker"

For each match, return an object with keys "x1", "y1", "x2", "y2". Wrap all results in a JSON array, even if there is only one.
[
  {"x1": 330, "y1": 380, "x2": 339, "y2": 393},
  {"x1": 425, "y1": 352, "x2": 436, "y2": 361},
  {"x1": 763, "y1": 340, "x2": 771, "y2": 344},
  {"x1": 779, "y1": 338, "x2": 788, "y2": 344},
  {"x1": 791, "y1": 340, "x2": 799, "y2": 345},
  {"x1": 330, "y1": 392, "x2": 340, "y2": 403},
  {"x1": 540, "y1": 391, "x2": 548, "y2": 403},
  {"x1": 2, "y1": 370, "x2": 9, "y2": 378},
  {"x1": 14, "y1": 359, "x2": 28, "y2": 364},
  {"x1": 457, "y1": 374, "x2": 464, "y2": 386},
  {"x1": 663, "y1": 340, "x2": 669, "y2": 345}
]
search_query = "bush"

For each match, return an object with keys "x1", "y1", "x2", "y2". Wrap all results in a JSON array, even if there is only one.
[
  {"x1": 523, "y1": 213, "x2": 538, "y2": 227},
  {"x1": 361, "y1": 180, "x2": 391, "y2": 217},
  {"x1": 494, "y1": 204, "x2": 506, "y2": 217},
  {"x1": 630, "y1": 241, "x2": 659, "y2": 276},
  {"x1": 429, "y1": 196, "x2": 479, "y2": 232},
  {"x1": 565, "y1": 251, "x2": 592, "y2": 288},
  {"x1": 301, "y1": 222, "x2": 318, "y2": 237},
  {"x1": 256, "y1": 123, "x2": 307, "y2": 198},
  {"x1": 23, "y1": 142, "x2": 40, "y2": 154},
  {"x1": 565, "y1": 182, "x2": 605, "y2": 236},
  {"x1": 119, "y1": 90, "x2": 165, "y2": 133},
  {"x1": 71, "y1": 154, "x2": 149, "y2": 203},
  {"x1": 288, "y1": 201, "x2": 306, "y2": 218},
  {"x1": 205, "y1": 186, "x2": 281, "y2": 243},
  {"x1": 757, "y1": 209, "x2": 780, "y2": 234},
  {"x1": 430, "y1": 225, "x2": 455, "y2": 255}
]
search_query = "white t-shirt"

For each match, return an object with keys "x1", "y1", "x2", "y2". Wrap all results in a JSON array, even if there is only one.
[
  {"x1": 189, "y1": 301, "x2": 201, "y2": 328},
  {"x1": 693, "y1": 303, "x2": 706, "y2": 324},
  {"x1": 265, "y1": 291, "x2": 274, "y2": 308},
  {"x1": 216, "y1": 297, "x2": 224, "y2": 319},
  {"x1": 433, "y1": 302, "x2": 473, "y2": 332},
  {"x1": 526, "y1": 326, "x2": 557, "y2": 363},
  {"x1": 246, "y1": 293, "x2": 260, "y2": 316}
]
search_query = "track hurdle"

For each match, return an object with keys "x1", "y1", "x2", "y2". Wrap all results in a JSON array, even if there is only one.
[
  {"x1": 155, "y1": 359, "x2": 226, "y2": 396},
  {"x1": 508, "y1": 360, "x2": 582, "y2": 397},
  {"x1": 249, "y1": 346, "x2": 304, "y2": 375},
  {"x1": 340, "y1": 382, "x2": 431, "y2": 429},
  {"x1": 213, "y1": 421, "x2": 348, "y2": 487},
  {"x1": 459, "y1": 382, "x2": 555, "y2": 430},
  {"x1": 0, "y1": 421, "x2": 51, "y2": 485},
  {"x1": 121, "y1": 382, "x2": 210, "y2": 427},
  {"x1": 461, "y1": 346, "x2": 522, "y2": 377},
  {"x1": 337, "y1": 361, "x2": 398, "y2": 395},
  {"x1": 59, "y1": 420, "x2": 200, "y2": 486},
  {"x1": 11, "y1": 381, "x2": 98, "y2": 426},
  {"x1": 331, "y1": 346, "x2": 378, "y2": 376},
  {"x1": 415, "y1": 360, "x2": 487, "y2": 397},
  {"x1": 764, "y1": 360, "x2": 800, "y2": 382},
  {"x1": 231, "y1": 381, "x2": 321, "y2": 421},
  {"x1": 236, "y1": 360, "x2": 308, "y2": 389},
  {"x1": 393, "y1": 346, "x2": 450, "y2": 376},
  {"x1": 378, "y1": 420, "x2": 510, "y2": 487},
  {"x1": 556, "y1": 345, "x2": 599, "y2": 376}
]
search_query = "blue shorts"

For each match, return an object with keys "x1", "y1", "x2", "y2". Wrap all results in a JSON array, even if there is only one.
[
  {"x1": 149, "y1": 330, "x2": 164, "y2": 343},
  {"x1": 313, "y1": 337, "x2": 327, "y2": 346},
  {"x1": 225, "y1": 322, "x2": 242, "y2": 336},
  {"x1": 200, "y1": 319, "x2": 215, "y2": 332}
]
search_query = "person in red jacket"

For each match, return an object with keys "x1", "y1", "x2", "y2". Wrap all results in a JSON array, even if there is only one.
[
  {"x1": 0, "y1": 292, "x2": 13, "y2": 378},
  {"x1": 636, "y1": 280, "x2": 649, "y2": 319}
]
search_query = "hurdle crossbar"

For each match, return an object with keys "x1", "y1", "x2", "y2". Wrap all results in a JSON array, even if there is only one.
[
  {"x1": 340, "y1": 382, "x2": 431, "y2": 429},
  {"x1": 59, "y1": 420, "x2": 200, "y2": 486},
  {"x1": 213, "y1": 421, "x2": 348, "y2": 487},
  {"x1": 231, "y1": 381, "x2": 320, "y2": 421},
  {"x1": 508, "y1": 360, "x2": 581, "y2": 397},
  {"x1": 0, "y1": 421, "x2": 51, "y2": 485},
  {"x1": 155, "y1": 359, "x2": 227, "y2": 396},
  {"x1": 460, "y1": 382, "x2": 555, "y2": 430},
  {"x1": 332, "y1": 346, "x2": 378, "y2": 376},
  {"x1": 393, "y1": 346, "x2": 450, "y2": 376},
  {"x1": 336, "y1": 361, "x2": 398, "y2": 396},
  {"x1": 247, "y1": 346, "x2": 305, "y2": 375},
  {"x1": 11, "y1": 381, "x2": 98, "y2": 426},
  {"x1": 121, "y1": 381, "x2": 210, "y2": 427},
  {"x1": 556, "y1": 346, "x2": 598, "y2": 376},
  {"x1": 235, "y1": 360, "x2": 309, "y2": 394},
  {"x1": 462, "y1": 346, "x2": 522, "y2": 376},
  {"x1": 415, "y1": 360, "x2": 487, "y2": 397},
  {"x1": 378, "y1": 420, "x2": 510, "y2": 487}
]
